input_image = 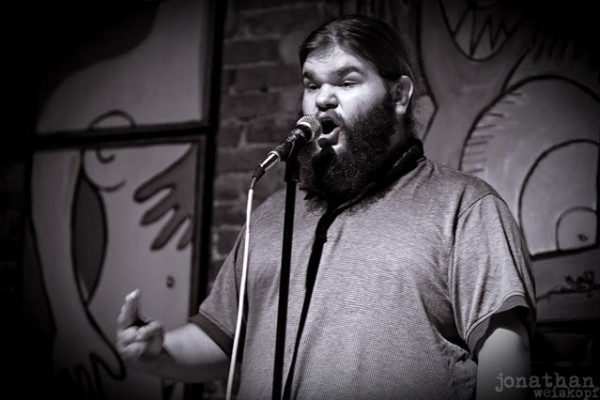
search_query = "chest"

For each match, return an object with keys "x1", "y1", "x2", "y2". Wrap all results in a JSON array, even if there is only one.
[{"x1": 247, "y1": 203, "x2": 455, "y2": 321}]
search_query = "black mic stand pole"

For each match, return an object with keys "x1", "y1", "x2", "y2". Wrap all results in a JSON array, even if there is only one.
[{"x1": 272, "y1": 152, "x2": 300, "y2": 400}]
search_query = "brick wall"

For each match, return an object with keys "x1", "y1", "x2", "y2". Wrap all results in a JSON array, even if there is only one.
[{"x1": 209, "y1": 0, "x2": 335, "y2": 287}]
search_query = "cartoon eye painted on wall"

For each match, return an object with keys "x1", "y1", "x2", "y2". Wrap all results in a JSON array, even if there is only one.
[{"x1": 461, "y1": 78, "x2": 599, "y2": 257}]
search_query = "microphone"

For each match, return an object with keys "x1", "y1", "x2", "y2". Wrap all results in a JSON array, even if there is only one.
[{"x1": 253, "y1": 115, "x2": 321, "y2": 182}]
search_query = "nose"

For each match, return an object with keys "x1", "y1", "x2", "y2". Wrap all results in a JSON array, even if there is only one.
[{"x1": 315, "y1": 84, "x2": 338, "y2": 111}]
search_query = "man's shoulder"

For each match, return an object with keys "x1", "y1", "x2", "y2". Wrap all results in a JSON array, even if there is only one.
[
  {"x1": 402, "y1": 158, "x2": 503, "y2": 209},
  {"x1": 248, "y1": 187, "x2": 288, "y2": 222},
  {"x1": 423, "y1": 159, "x2": 497, "y2": 193}
]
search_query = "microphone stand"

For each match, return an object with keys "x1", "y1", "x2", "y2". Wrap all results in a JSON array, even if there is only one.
[{"x1": 272, "y1": 151, "x2": 299, "y2": 400}]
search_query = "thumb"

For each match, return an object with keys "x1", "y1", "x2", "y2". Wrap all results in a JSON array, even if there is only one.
[{"x1": 117, "y1": 289, "x2": 141, "y2": 330}]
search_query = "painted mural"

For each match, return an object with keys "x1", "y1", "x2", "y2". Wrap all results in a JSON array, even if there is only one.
[
  {"x1": 31, "y1": 143, "x2": 198, "y2": 399},
  {"x1": 36, "y1": 0, "x2": 212, "y2": 134},
  {"x1": 25, "y1": 0, "x2": 216, "y2": 399}
]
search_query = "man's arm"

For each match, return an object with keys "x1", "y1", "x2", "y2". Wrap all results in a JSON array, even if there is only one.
[
  {"x1": 475, "y1": 309, "x2": 531, "y2": 400},
  {"x1": 116, "y1": 289, "x2": 229, "y2": 383}
]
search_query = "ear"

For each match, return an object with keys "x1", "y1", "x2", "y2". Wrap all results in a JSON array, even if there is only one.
[{"x1": 390, "y1": 75, "x2": 413, "y2": 116}]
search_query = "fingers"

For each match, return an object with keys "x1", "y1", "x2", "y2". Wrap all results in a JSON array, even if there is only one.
[
  {"x1": 117, "y1": 319, "x2": 164, "y2": 363},
  {"x1": 117, "y1": 326, "x2": 137, "y2": 347},
  {"x1": 116, "y1": 290, "x2": 165, "y2": 365},
  {"x1": 117, "y1": 289, "x2": 140, "y2": 331},
  {"x1": 137, "y1": 320, "x2": 162, "y2": 341},
  {"x1": 138, "y1": 320, "x2": 164, "y2": 356}
]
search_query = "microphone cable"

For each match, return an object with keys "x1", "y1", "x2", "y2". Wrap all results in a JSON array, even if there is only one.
[{"x1": 225, "y1": 176, "x2": 257, "y2": 400}]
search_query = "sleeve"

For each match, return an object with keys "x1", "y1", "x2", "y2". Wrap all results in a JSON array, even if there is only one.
[
  {"x1": 188, "y1": 228, "x2": 245, "y2": 358},
  {"x1": 449, "y1": 193, "x2": 536, "y2": 355}
]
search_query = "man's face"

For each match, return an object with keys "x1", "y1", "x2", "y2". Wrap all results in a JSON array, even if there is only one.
[
  {"x1": 301, "y1": 44, "x2": 390, "y2": 154},
  {"x1": 298, "y1": 44, "x2": 399, "y2": 203}
]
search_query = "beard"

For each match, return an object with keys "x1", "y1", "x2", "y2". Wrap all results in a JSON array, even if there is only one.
[{"x1": 298, "y1": 92, "x2": 398, "y2": 205}]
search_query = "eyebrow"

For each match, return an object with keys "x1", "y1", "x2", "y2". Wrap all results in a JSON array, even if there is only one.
[{"x1": 302, "y1": 66, "x2": 364, "y2": 81}]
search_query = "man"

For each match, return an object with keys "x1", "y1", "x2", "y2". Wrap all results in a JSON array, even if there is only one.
[{"x1": 117, "y1": 15, "x2": 535, "y2": 400}]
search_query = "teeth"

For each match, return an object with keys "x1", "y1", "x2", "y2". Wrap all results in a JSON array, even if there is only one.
[
  {"x1": 446, "y1": 1, "x2": 523, "y2": 60},
  {"x1": 442, "y1": 0, "x2": 470, "y2": 34},
  {"x1": 454, "y1": 9, "x2": 473, "y2": 55},
  {"x1": 472, "y1": 15, "x2": 494, "y2": 57}
]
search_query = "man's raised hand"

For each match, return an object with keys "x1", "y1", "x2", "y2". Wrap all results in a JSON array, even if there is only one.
[{"x1": 116, "y1": 289, "x2": 164, "y2": 367}]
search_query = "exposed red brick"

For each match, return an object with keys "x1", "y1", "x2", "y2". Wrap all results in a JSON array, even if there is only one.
[
  {"x1": 246, "y1": 117, "x2": 299, "y2": 144},
  {"x1": 220, "y1": 69, "x2": 235, "y2": 93},
  {"x1": 212, "y1": 203, "x2": 246, "y2": 227},
  {"x1": 216, "y1": 145, "x2": 275, "y2": 173},
  {"x1": 217, "y1": 123, "x2": 243, "y2": 147},
  {"x1": 233, "y1": 67, "x2": 269, "y2": 91},
  {"x1": 214, "y1": 173, "x2": 246, "y2": 200},
  {"x1": 221, "y1": 92, "x2": 280, "y2": 119},
  {"x1": 267, "y1": 64, "x2": 301, "y2": 87},
  {"x1": 241, "y1": 6, "x2": 319, "y2": 36},
  {"x1": 223, "y1": 39, "x2": 280, "y2": 65},
  {"x1": 247, "y1": 118, "x2": 281, "y2": 143}
]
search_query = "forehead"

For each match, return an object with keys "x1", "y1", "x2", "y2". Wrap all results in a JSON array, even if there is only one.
[{"x1": 302, "y1": 44, "x2": 377, "y2": 77}]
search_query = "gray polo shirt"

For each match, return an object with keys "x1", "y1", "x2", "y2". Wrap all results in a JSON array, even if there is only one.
[{"x1": 191, "y1": 157, "x2": 536, "y2": 400}]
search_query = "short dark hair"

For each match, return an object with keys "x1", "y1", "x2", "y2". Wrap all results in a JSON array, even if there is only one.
[
  {"x1": 299, "y1": 14, "x2": 415, "y2": 84},
  {"x1": 299, "y1": 14, "x2": 418, "y2": 138}
]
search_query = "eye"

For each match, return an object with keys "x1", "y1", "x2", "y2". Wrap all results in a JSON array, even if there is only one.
[
  {"x1": 304, "y1": 82, "x2": 318, "y2": 91},
  {"x1": 340, "y1": 81, "x2": 356, "y2": 88}
]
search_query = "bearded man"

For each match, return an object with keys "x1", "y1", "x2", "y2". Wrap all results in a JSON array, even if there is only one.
[{"x1": 117, "y1": 14, "x2": 535, "y2": 400}]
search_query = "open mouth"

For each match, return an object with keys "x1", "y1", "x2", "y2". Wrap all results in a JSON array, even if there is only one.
[
  {"x1": 317, "y1": 117, "x2": 340, "y2": 148},
  {"x1": 320, "y1": 118, "x2": 338, "y2": 135}
]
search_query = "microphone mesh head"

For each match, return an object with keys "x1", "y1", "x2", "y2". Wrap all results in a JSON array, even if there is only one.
[{"x1": 297, "y1": 115, "x2": 321, "y2": 140}]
